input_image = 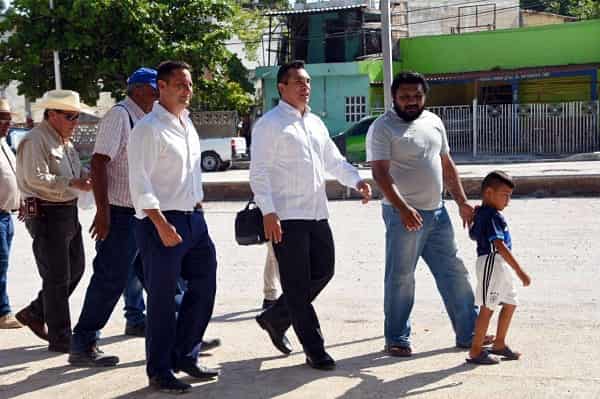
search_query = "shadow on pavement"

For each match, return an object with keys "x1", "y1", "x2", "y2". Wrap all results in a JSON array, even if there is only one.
[
  {"x1": 113, "y1": 336, "x2": 473, "y2": 399},
  {"x1": 0, "y1": 344, "x2": 63, "y2": 369},
  {"x1": 0, "y1": 359, "x2": 145, "y2": 398}
]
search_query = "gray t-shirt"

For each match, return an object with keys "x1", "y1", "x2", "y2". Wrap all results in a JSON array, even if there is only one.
[{"x1": 366, "y1": 109, "x2": 449, "y2": 210}]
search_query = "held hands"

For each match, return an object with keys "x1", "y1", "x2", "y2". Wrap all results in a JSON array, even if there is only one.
[
  {"x1": 156, "y1": 220, "x2": 183, "y2": 247},
  {"x1": 263, "y1": 212, "x2": 283, "y2": 244},
  {"x1": 70, "y1": 177, "x2": 92, "y2": 192},
  {"x1": 356, "y1": 180, "x2": 372, "y2": 204},
  {"x1": 458, "y1": 202, "x2": 475, "y2": 228}
]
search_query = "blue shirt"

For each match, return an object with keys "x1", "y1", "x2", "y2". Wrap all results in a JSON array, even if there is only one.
[{"x1": 469, "y1": 205, "x2": 512, "y2": 256}]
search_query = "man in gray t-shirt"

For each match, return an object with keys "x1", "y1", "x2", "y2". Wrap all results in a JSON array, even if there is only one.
[{"x1": 367, "y1": 72, "x2": 487, "y2": 357}]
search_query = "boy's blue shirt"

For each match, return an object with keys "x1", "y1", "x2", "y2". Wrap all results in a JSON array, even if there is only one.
[{"x1": 469, "y1": 204, "x2": 512, "y2": 256}]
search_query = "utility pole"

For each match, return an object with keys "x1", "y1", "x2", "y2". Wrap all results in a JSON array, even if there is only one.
[
  {"x1": 381, "y1": 0, "x2": 393, "y2": 110},
  {"x1": 49, "y1": 0, "x2": 62, "y2": 90}
]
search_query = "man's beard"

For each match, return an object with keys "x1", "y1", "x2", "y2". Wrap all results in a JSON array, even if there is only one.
[{"x1": 393, "y1": 103, "x2": 424, "y2": 122}]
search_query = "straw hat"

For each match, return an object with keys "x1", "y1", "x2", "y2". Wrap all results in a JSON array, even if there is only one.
[
  {"x1": 32, "y1": 90, "x2": 94, "y2": 114},
  {"x1": 0, "y1": 98, "x2": 16, "y2": 115}
]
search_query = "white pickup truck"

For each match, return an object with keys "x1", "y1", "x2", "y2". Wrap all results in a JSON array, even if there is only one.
[{"x1": 200, "y1": 136, "x2": 247, "y2": 172}]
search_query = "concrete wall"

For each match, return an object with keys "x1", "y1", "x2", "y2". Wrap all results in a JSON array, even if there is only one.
[
  {"x1": 407, "y1": 0, "x2": 519, "y2": 37},
  {"x1": 519, "y1": 9, "x2": 576, "y2": 27}
]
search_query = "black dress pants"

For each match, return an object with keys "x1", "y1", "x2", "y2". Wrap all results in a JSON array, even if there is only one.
[
  {"x1": 262, "y1": 219, "x2": 335, "y2": 357},
  {"x1": 25, "y1": 204, "x2": 85, "y2": 346}
]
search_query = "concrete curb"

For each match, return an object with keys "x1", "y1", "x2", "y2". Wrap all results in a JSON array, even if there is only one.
[{"x1": 203, "y1": 174, "x2": 600, "y2": 202}]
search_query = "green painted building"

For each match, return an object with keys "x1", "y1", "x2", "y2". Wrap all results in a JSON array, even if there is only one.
[{"x1": 255, "y1": 19, "x2": 600, "y2": 135}]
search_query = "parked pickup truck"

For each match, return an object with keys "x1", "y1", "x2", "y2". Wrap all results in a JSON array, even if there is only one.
[{"x1": 200, "y1": 136, "x2": 247, "y2": 172}]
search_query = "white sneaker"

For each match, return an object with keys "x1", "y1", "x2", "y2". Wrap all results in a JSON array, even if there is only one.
[{"x1": 0, "y1": 313, "x2": 23, "y2": 329}]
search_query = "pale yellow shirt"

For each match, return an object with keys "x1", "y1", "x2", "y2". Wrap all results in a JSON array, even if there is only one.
[
  {"x1": 0, "y1": 137, "x2": 20, "y2": 211},
  {"x1": 16, "y1": 120, "x2": 82, "y2": 202}
]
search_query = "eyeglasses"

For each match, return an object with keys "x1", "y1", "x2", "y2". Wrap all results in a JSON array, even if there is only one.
[{"x1": 53, "y1": 110, "x2": 80, "y2": 121}]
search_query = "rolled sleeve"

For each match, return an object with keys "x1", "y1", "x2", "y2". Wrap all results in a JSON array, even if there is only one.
[
  {"x1": 366, "y1": 119, "x2": 391, "y2": 161},
  {"x1": 249, "y1": 118, "x2": 276, "y2": 215},
  {"x1": 127, "y1": 121, "x2": 161, "y2": 214}
]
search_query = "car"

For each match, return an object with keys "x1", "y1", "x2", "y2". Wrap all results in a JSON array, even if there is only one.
[
  {"x1": 6, "y1": 127, "x2": 30, "y2": 153},
  {"x1": 331, "y1": 116, "x2": 376, "y2": 164},
  {"x1": 199, "y1": 136, "x2": 247, "y2": 172}
]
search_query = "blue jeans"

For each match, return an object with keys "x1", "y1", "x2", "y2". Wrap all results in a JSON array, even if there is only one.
[
  {"x1": 123, "y1": 256, "x2": 146, "y2": 327},
  {"x1": 382, "y1": 204, "x2": 477, "y2": 348},
  {"x1": 135, "y1": 210, "x2": 217, "y2": 378},
  {"x1": 72, "y1": 206, "x2": 145, "y2": 352},
  {"x1": 0, "y1": 212, "x2": 14, "y2": 317}
]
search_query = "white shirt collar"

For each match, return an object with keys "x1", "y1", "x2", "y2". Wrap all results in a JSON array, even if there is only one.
[
  {"x1": 278, "y1": 100, "x2": 311, "y2": 119},
  {"x1": 153, "y1": 102, "x2": 190, "y2": 126}
]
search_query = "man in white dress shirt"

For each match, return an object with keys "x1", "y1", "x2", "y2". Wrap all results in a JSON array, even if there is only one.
[
  {"x1": 250, "y1": 60, "x2": 372, "y2": 371},
  {"x1": 128, "y1": 61, "x2": 218, "y2": 393}
]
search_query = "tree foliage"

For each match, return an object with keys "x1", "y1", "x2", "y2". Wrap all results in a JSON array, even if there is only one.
[
  {"x1": 0, "y1": 0, "x2": 257, "y2": 115},
  {"x1": 520, "y1": 0, "x2": 600, "y2": 19}
]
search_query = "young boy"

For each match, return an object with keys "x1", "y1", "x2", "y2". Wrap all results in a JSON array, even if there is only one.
[{"x1": 467, "y1": 171, "x2": 531, "y2": 365}]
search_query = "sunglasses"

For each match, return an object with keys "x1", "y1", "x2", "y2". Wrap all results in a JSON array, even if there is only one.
[{"x1": 53, "y1": 110, "x2": 80, "y2": 121}]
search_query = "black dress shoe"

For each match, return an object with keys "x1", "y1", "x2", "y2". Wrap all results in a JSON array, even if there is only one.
[
  {"x1": 262, "y1": 299, "x2": 277, "y2": 310},
  {"x1": 124, "y1": 323, "x2": 145, "y2": 337},
  {"x1": 199, "y1": 337, "x2": 221, "y2": 352},
  {"x1": 48, "y1": 341, "x2": 70, "y2": 354},
  {"x1": 306, "y1": 352, "x2": 336, "y2": 370},
  {"x1": 68, "y1": 345, "x2": 119, "y2": 367},
  {"x1": 15, "y1": 307, "x2": 48, "y2": 341},
  {"x1": 149, "y1": 373, "x2": 191, "y2": 394},
  {"x1": 174, "y1": 357, "x2": 219, "y2": 380},
  {"x1": 255, "y1": 314, "x2": 292, "y2": 355}
]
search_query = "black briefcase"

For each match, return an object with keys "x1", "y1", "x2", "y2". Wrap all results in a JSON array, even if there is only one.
[{"x1": 235, "y1": 200, "x2": 267, "y2": 245}]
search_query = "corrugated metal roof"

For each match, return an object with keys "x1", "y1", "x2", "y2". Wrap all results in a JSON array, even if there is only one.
[{"x1": 264, "y1": 4, "x2": 367, "y2": 17}]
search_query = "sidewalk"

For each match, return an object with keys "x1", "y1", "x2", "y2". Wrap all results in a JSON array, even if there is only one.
[{"x1": 203, "y1": 160, "x2": 600, "y2": 201}]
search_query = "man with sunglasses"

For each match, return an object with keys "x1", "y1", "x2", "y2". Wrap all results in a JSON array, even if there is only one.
[
  {"x1": 0, "y1": 99, "x2": 23, "y2": 329},
  {"x1": 15, "y1": 89, "x2": 93, "y2": 353},
  {"x1": 68, "y1": 68, "x2": 158, "y2": 367}
]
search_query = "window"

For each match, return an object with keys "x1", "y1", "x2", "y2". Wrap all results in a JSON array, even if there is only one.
[{"x1": 345, "y1": 96, "x2": 367, "y2": 122}]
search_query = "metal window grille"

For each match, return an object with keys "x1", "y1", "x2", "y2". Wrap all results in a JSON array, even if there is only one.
[{"x1": 345, "y1": 96, "x2": 367, "y2": 122}]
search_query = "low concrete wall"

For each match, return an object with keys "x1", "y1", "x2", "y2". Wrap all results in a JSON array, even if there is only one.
[{"x1": 203, "y1": 174, "x2": 600, "y2": 202}]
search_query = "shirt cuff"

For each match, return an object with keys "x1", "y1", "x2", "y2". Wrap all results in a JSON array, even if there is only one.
[
  {"x1": 136, "y1": 193, "x2": 161, "y2": 211},
  {"x1": 256, "y1": 196, "x2": 276, "y2": 216}
]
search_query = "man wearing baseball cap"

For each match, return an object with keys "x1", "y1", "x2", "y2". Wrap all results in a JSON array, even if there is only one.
[{"x1": 69, "y1": 68, "x2": 158, "y2": 366}]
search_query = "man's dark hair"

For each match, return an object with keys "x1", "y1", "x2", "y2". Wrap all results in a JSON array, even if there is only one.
[
  {"x1": 277, "y1": 60, "x2": 306, "y2": 85},
  {"x1": 481, "y1": 170, "x2": 515, "y2": 193},
  {"x1": 156, "y1": 60, "x2": 191, "y2": 83},
  {"x1": 391, "y1": 71, "x2": 429, "y2": 97}
]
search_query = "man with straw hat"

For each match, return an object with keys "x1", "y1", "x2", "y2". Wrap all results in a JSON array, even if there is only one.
[
  {"x1": 15, "y1": 89, "x2": 93, "y2": 353},
  {"x1": 0, "y1": 98, "x2": 23, "y2": 329}
]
